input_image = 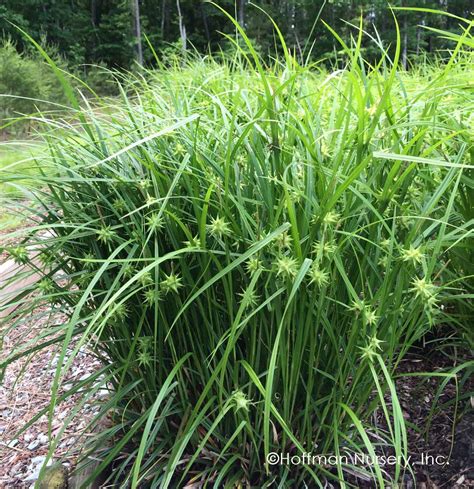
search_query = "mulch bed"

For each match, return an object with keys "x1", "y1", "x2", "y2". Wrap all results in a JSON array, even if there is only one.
[
  {"x1": 346, "y1": 344, "x2": 473, "y2": 489},
  {"x1": 0, "y1": 306, "x2": 104, "y2": 488},
  {"x1": 394, "y1": 347, "x2": 473, "y2": 488},
  {"x1": 1, "y1": 319, "x2": 471, "y2": 488}
]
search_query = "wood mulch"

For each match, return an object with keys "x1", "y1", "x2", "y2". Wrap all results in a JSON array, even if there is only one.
[
  {"x1": 345, "y1": 344, "x2": 473, "y2": 489},
  {"x1": 394, "y1": 348, "x2": 473, "y2": 488},
  {"x1": 0, "y1": 304, "x2": 104, "y2": 488},
  {"x1": 0, "y1": 216, "x2": 105, "y2": 488}
]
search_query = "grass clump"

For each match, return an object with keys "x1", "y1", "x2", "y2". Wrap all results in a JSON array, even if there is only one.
[{"x1": 1, "y1": 12, "x2": 473, "y2": 488}]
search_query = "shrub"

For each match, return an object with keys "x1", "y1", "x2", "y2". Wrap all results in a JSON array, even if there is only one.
[
  {"x1": 0, "y1": 39, "x2": 67, "y2": 134},
  {"x1": 80, "y1": 62, "x2": 121, "y2": 97},
  {"x1": 1, "y1": 13, "x2": 473, "y2": 488}
]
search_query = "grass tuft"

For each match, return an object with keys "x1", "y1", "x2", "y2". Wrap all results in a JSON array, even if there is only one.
[{"x1": 1, "y1": 11, "x2": 473, "y2": 488}]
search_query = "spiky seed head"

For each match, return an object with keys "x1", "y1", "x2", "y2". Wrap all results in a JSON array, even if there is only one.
[
  {"x1": 400, "y1": 215, "x2": 412, "y2": 229},
  {"x1": 146, "y1": 213, "x2": 164, "y2": 232},
  {"x1": 411, "y1": 276, "x2": 437, "y2": 301},
  {"x1": 401, "y1": 245, "x2": 424, "y2": 264},
  {"x1": 77, "y1": 274, "x2": 91, "y2": 289},
  {"x1": 275, "y1": 231, "x2": 292, "y2": 249},
  {"x1": 364, "y1": 307, "x2": 379, "y2": 326},
  {"x1": 160, "y1": 273, "x2": 183, "y2": 294},
  {"x1": 238, "y1": 288, "x2": 259, "y2": 309},
  {"x1": 97, "y1": 226, "x2": 116, "y2": 244},
  {"x1": 320, "y1": 140, "x2": 330, "y2": 157},
  {"x1": 236, "y1": 153, "x2": 246, "y2": 167},
  {"x1": 137, "y1": 350, "x2": 152, "y2": 367},
  {"x1": 324, "y1": 242, "x2": 337, "y2": 255},
  {"x1": 275, "y1": 256, "x2": 298, "y2": 279},
  {"x1": 111, "y1": 303, "x2": 128, "y2": 322},
  {"x1": 380, "y1": 239, "x2": 391, "y2": 249},
  {"x1": 246, "y1": 257, "x2": 262, "y2": 275},
  {"x1": 289, "y1": 189, "x2": 302, "y2": 203},
  {"x1": 295, "y1": 163, "x2": 304, "y2": 180},
  {"x1": 138, "y1": 336, "x2": 152, "y2": 350},
  {"x1": 143, "y1": 288, "x2": 159, "y2": 307},
  {"x1": 207, "y1": 216, "x2": 231, "y2": 239},
  {"x1": 360, "y1": 335, "x2": 383, "y2": 362},
  {"x1": 350, "y1": 300, "x2": 365, "y2": 314},
  {"x1": 359, "y1": 344, "x2": 377, "y2": 362},
  {"x1": 407, "y1": 186, "x2": 421, "y2": 200},
  {"x1": 88, "y1": 165, "x2": 99, "y2": 176},
  {"x1": 83, "y1": 252, "x2": 96, "y2": 270},
  {"x1": 183, "y1": 235, "x2": 200, "y2": 249},
  {"x1": 10, "y1": 246, "x2": 28, "y2": 265},
  {"x1": 231, "y1": 391, "x2": 251, "y2": 412},
  {"x1": 198, "y1": 99, "x2": 211, "y2": 110},
  {"x1": 146, "y1": 195, "x2": 158, "y2": 207},
  {"x1": 426, "y1": 294, "x2": 439, "y2": 312},
  {"x1": 309, "y1": 266, "x2": 329, "y2": 288},
  {"x1": 112, "y1": 198, "x2": 126, "y2": 212},
  {"x1": 365, "y1": 104, "x2": 377, "y2": 116},
  {"x1": 175, "y1": 142, "x2": 186, "y2": 156},
  {"x1": 131, "y1": 230, "x2": 142, "y2": 242},
  {"x1": 312, "y1": 240, "x2": 337, "y2": 256},
  {"x1": 38, "y1": 278, "x2": 55, "y2": 294},
  {"x1": 369, "y1": 335, "x2": 384, "y2": 351},
  {"x1": 204, "y1": 169, "x2": 223, "y2": 189},
  {"x1": 139, "y1": 272, "x2": 154, "y2": 288},
  {"x1": 267, "y1": 175, "x2": 280, "y2": 184},
  {"x1": 137, "y1": 336, "x2": 153, "y2": 365},
  {"x1": 123, "y1": 263, "x2": 135, "y2": 279},
  {"x1": 138, "y1": 179, "x2": 151, "y2": 190},
  {"x1": 322, "y1": 211, "x2": 340, "y2": 226}
]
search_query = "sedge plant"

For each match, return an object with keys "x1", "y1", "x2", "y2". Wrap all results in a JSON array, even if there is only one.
[{"x1": 0, "y1": 9, "x2": 473, "y2": 488}]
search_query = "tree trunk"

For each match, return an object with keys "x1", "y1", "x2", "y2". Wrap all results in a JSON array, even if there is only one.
[
  {"x1": 237, "y1": 0, "x2": 245, "y2": 27},
  {"x1": 131, "y1": 0, "x2": 143, "y2": 66},
  {"x1": 90, "y1": 0, "x2": 99, "y2": 65},
  {"x1": 161, "y1": 0, "x2": 167, "y2": 37},
  {"x1": 402, "y1": 14, "x2": 408, "y2": 69},
  {"x1": 91, "y1": 0, "x2": 97, "y2": 27},
  {"x1": 201, "y1": 2, "x2": 210, "y2": 43},
  {"x1": 416, "y1": 18, "x2": 424, "y2": 56},
  {"x1": 176, "y1": 0, "x2": 187, "y2": 53}
]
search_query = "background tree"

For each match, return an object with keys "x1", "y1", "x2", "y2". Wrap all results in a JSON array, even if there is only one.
[
  {"x1": 0, "y1": 0, "x2": 471, "y2": 70},
  {"x1": 131, "y1": 0, "x2": 144, "y2": 65}
]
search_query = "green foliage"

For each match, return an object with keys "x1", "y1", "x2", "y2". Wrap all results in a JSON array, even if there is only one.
[
  {"x1": 1, "y1": 12, "x2": 473, "y2": 489},
  {"x1": 0, "y1": 39, "x2": 67, "y2": 134},
  {"x1": 80, "y1": 63, "x2": 121, "y2": 97},
  {"x1": 1, "y1": 0, "x2": 473, "y2": 69}
]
